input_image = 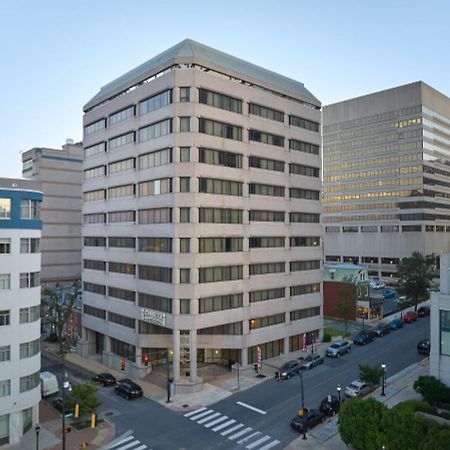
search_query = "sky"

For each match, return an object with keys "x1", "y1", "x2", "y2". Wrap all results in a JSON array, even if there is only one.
[{"x1": 1, "y1": 0, "x2": 449, "y2": 178}]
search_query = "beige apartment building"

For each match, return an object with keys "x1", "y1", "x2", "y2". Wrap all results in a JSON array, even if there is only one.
[
  {"x1": 323, "y1": 82, "x2": 450, "y2": 281},
  {"x1": 79, "y1": 39, "x2": 322, "y2": 391}
]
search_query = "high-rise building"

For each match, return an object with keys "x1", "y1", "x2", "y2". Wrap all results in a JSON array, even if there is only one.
[
  {"x1": 0, "y1": 178, "x2": 42, "y2": 446},
  {"x1": 22, "y1": 142, "x2": 83, "y2": 287},
  {"x1": 323, "y1": 82, "x2": 450, "y2": 281},
  {"x1": 79, "y1": 39, "x2": 322, "y2": 392}
]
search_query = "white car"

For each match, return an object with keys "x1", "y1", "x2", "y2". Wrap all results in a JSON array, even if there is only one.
[{"x1": 345, "y1": 380, "x2": 373, "y2": 398}]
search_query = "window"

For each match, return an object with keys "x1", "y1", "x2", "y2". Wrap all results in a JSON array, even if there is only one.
[
  {"x1": 139, "y1": 148, "x2": 172, "y2": 169},
  {"x1": 84, "y1": 118, "x2": 106, "y2": 135},
  {"x1": 440, "y1": 309, "x2": 450, "y2": 356},
  {"x1": 108, "y1": 210, "x2": 135, "y2": 223},
  {"x1": 109, "y1": 105, "x2": 134, "y2": 125},
  {"x1": 110, "y1": 338, "x2": 136, "y2": 360},
  {"x1": 249, "y1": 183, "x2": 284, "y2": 197},
  {"x1": 0, "y1": 346, "x2": 10, "y2": 362},
  {"x1": 19, "y1": 371, "x2": 40, "y2": 393},
  {"x1": 180, "y1": 117, "x2": 190, "y2": 132},
  {"x1": 84, "y1": 165, "x2": 105, "y2": 179},
  {"x1": 139, "y1": 89, "x2": 172, "y2": 115},
  {"x1": 199, "y1": 148, "x2": 242, "y2": 168},
  {"x1": 199, "y1": 118, "x2": 242, "y2": 141},
  {"x1": 249, "y1": 156, "x2": 284, "y2": 172},
  {"x1": 83, "y1": 282, "x2": 106, "y2": 295},
  {"x1": 83, "y1": 305, "x2": 106, "y2": 319},
  {"x1": 381, "y1": 225, "x2": 399, "y2": 232},
  {"x1": 180, "y1": 299, "x2": 190, "y2": 314},
  {"x1": 85, "y1": 142, "x2": 106, "y2": 158},
  {"x1": 139, "y1": 322, "x2": 172, "y2": 335},
  {"x1": 361, "y1": 226, "x2": 378, "y2": 233},
  {"x1": 402, "y1": 225, "x2": 422, "y2": 232},
  {"x1": 290, "y1": 283, "x2": 321, "y2": 297},
  {"x1": 199, "y1": 178, "x2": 242, "y2": 196},
  {"x1": 84, "y1": 213, "x2": 106, "y2": 224},
  {"x1": 290, "y1": 236, "x2": 320, "y2": 247},
  {"x1": 84, "y1": 189, "x2": 106, "y2": 202},
  {"x1": 138, "y1": 178, "x2": 172, "y2": 196},
  {"x1": 180, "y1": 269, "x2": 190, "y2": 284},
  {"x1": 290, "y1": 306, "x2": 321, "y2": 321},
  {"x1": 290, "y1": 260, "x2": 321, "y2": 272},
  {"x1": 19, "y1": 339, "x2": 40, "y2": 359},
  {"x1": 249, "y1": 103, "x2": 284, "y2": 122},
  {"x1": 199, "y1": 237, "x2": 243, "y2": 253},
  {"x1": 19, "y1": 272, "x2": 40, "y2": 288},
  {"x1": 108, "y1": 158, "x2": 135, "y2": 175},
  {"x1": 249, "y1": 130, "x2": 284, "y2": 147},
  {"x1": 108, "y1": 237, "x2": 135, "y2": 248},
  {"x1": 249, "y1": 237, "x2": 284, "y2": 248},
  {"x1": 138, "y1": 293, "x2": 172, "y2": 313},
  {"x1": 249, "y1": 210, "x2": 284, "y2": 222},
  {"x1": 180, "y1": 207, "x2": 190, "y2": 223},
  {"x1": 109, "y1": 312, "x2": 135, "y2": 329},
  {"x1": 199, "y1": 88, "x2": 242, "y2": 113},
  {"x1": 362, "y1": 257, "x2": 378, "y2": 264},
  {"x1": 289, "y1": 163, "x2": 320, "y2": 177},
  {"x1": 179, "y1": 238, "x2": 190, "y2": 253},
  {"x1": 290, "y1": 212, "x2": 320, "y2": 223},
  {"x1": 109, "y1": 262, "x2": 135, "y2": 275},
  {"x1": 199, "y1": 293, "x2": 243, "y2": 313},
  {"x1": 0, "y1": 275, "x2": 10, "y2": 290},
  {"x1": 199, "y1": 265, "x2": 243, "y2": 283},
  {"x1": 180, "y1": 147, "x2": 190, "y2": 162},
  {"x1": 0, "y1": 199, "x2": 11, "y2": 219},
  {"x1": 249, "y1": 313, "x2": 285, "y2": 330},
  {"x1": 138, "y1": 265, "x2": 172, "y2": 283},
  {"x1": 19, "y1": 306, "x2": 40, "y2": 324},
  {"x1": 22, "y1": 408, "x2": 32, "y2": 434},
  {"x1": 249, "y1": 288, "x2": 285, "y2": 303},
  {"x1": 289, "y1": 188, "x2": 320, "y2": 200},
  {"x1": 198, "y1": 322, "x2": 243, "y2": 335},
  {"x1": 108, "y1": 287, "x2": 135, "y2": 303},
  {"x1": 381, "y1": 257, "x2": 400, "y2": 265},
  {"x1": 139, "y1": 119, "x2": 172, "y2": 142},
  {"x1": 0, "y1": 239, "x2": 10, "y2": 254},
  {"x1": 108, "y1": 184, "x2": 134, "y2": 199},
  {"x1": 289, "y1": 115, "x2": 319, "y2": 132},
  {"x1": 249, "y1": 262, "x2": 285, "y2": 276},
  {"x1": 180, "y1": 177, "x2": 190, "y2": 193},
  {"x1": 199, "y1": 208, "x2": 242, "y2": 224},
  {"x1": 20, "y1": 199, "x2": 40, "y2": 219},
  {"x1": 0, "y1": 380, "x2": 11, "y2": 398},
  {"x1": 138, "y1": 237, "x2": 172, "y2": 253},
  {"x1": 139, "y1": 208, "x2": 172, "y2": 224},
  {"x1": 109, "y1": 131, "x2": 135, "y2": 150},
  {"x1": 180, "y1": 87, "x2": 190, "y2": 102},
  {"x1": 289, "y1": 139, "x2": 319, "y2": 155},
  {"x1": 84, "y1": 260, "x2": 106, "y2": 271}
]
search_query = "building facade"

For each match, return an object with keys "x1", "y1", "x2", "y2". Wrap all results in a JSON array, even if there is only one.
[
  {"x1": 79, "y1": 39, "x2": 323, "y2": 391},
  {"x1": 22, "y1": 142, "x2": 83, "y2": 286},
  {"x1": 323, "y1": 82, "x2": 450, "y2": 281},
  {"x1": 0, "y1": 178, "x2": 42, "y2": 446}
]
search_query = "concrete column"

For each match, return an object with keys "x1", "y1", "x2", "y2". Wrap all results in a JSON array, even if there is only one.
[
  {"x1": 241, "y1": 347, "x2": 248, "y2": 368},
  {"x1": 284, "y1": 337, "x2": 289, "y2": 355},
  {"x1": 104, "y1": 335, "x2": 111, "y2": 353},
  {"x1": 189, "y1": 329, "x2": 197, "y2": 382},
  {"x1": 173, "y1": 330, "x2": 180, "y2": 381}
]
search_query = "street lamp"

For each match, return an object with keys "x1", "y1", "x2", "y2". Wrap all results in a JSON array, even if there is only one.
[
  {"x1": 337, "y1": 384, "x2": 341, "y2": 424},
  {"x1": 381, "y1": 363, "x2": 386, "y2": 396},
  {"x1": 297, "y1": 368, "x2": 307, "y2": 440},
  {"x1": 311, "y1": 332, "x2": 315, "y2": 354},
  {"x1": 62, "y1": 372, "x2": 72, "y2": 450},
  {"x1": 35, "y1": 424, "x2": 40, "y2": 450}
]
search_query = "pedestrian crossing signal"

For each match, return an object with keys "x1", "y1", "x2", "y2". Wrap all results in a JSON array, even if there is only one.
[
  {"x1": 143, "y1": 354, "x2": 150, "y2": 367},
  {"x1": 90, "y1": 413, "x2": 97, "y2": 429},
  {"x1": 120, "y1": 359, "x2": 126, "y2": 371}
]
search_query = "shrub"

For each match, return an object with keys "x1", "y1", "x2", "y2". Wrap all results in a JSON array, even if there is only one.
[
  {"x1": 322, "y1": 333, "x2": 332, "y2": 343},
  {"x1": 392, "y1": 399, "x2": 431, "y2": 415},
  {"x1": 414, "y1": 376, "x2": 450, "y2": 404},
  {"x1": 46, "y1": 332, "x2": 59, "y2": 343}
]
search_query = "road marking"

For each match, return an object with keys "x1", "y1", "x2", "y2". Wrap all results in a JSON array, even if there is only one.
[
  {"x1": 246, "y1": 435, "x2": 271, "y2": 449},
  {"x1": 236, "y1": 401, "x2": 267, "y2": 415},
  {"x1": 204, "y1": 415, "x2": 228, "y2": 428},
  {"x1": 258, "y1": 440, "x2": 281, "y2": 450},
  {"x1": 115, "y1": 440, "x2": 143, "y2": 450},
  {"x1": 228, "y1": 426, "x2": 253, "y2": 440},
  {"x1": 220, "y1": 423, "x2": 243, "y2": 436},
  {"x1": 184, "y1": 407, "x2": 207, "y2": 417},
  {"x1": 189, "y1": 409, "x2": 214, "y2": 421},
  {"x1": 212, "y1": 419, "x2": 236, "y2": 432},
  {"x1": 104, "y1": 435, "x2": 135, "y2": 449},
  {"x1": 197, "y1": 412, "x2": 221, "y2": 424},
  {"x1": 134, "y1": 446, "x2": 147, "y2": 450},
  {"x1": 237, "y1": 431, "x2": 261, "y2": 444}
]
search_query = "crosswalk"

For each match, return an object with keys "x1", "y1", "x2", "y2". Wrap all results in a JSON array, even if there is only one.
[
  {"x1": 102, "y1": 434, "x2": 150, "y2": 450},
  {"x1": 184, "y1": 407, "x2": 280, "y2": 449}
]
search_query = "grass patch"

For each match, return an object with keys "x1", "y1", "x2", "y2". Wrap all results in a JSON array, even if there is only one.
[{"x1": 323, "y1": 327, "x2": 352, "y2": 338}]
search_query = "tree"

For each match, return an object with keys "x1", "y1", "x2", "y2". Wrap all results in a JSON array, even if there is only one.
[
  {"x1": 66, "y1": 382, "x2": 100, "y2": 417},
  {"x1": 420, "y1": 423, "x2": 450, "y2": 450},
  {"x1": 396, "y1": 252, "x2": 437, "y2": 311},
  {"x1": 42, "y1": 281, "x2": 80, "y2": 355},
  {"x1": 413, "y1": 375, "x2": 450, "y2": 404},
  {"x1": 359, "y1": 363, "x2": 384, "y2": 392},
  {"x1": 334, "y1": 277, "x2": 357, "y2": 335}
]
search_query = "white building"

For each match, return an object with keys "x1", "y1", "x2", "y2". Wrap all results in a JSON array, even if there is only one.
[
  {"x1": 0, "y1": 178, "x2": 42, "y2": 446},
  {"x1": 79, "y1": 39, "x2": 323, "y2": 392}
]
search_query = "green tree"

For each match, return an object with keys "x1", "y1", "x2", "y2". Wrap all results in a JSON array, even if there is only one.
[
  {"x1": 42, "y1": 281, "x2": 80, "y2": 355},
  {"x1": 413, "y1": 375, "x2": 450, "y2": 404},
  {"x1": 358, "y1": 363, "x2": 384, "y2": 392},
  {"x1": 66, "y1": 382, "x2": 100, "y2": 417},
  {"x1": 396, "y1": 252, "x2": 437, "y2": 311},
  {"x1": 420, "y1": 423, "x2": 450, "y2": 450},
  {"x1": 334, "y1": 278, "x2": 357, "y2": 335}
]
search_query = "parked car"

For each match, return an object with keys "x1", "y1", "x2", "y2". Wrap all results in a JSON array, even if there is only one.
[
  {"x1": 353, "y1": 330, "x2": 376, "y2": 345},
  {"x1": 397, "y1": 295, "x2": 408, "y2": 304},
  {"x1": 389, "y1": 318, "x2": 404, "y2": 330},
  {"x1": 279, "y1": 360, "x2": 302, "y2": 379},
  {"x1": 382, "y1": 289, "x2": 396, "y2": 299},
  {"x1": 403, "y1": 311, "x2": 419, "y2": 323},
  {"x1": 373, "y1": 323, "x2": 391, "y2": 337},
  {"x1": 345, "y1": 380, "x2": 373, "y2": 398},
  {"x1": 417, "y1": 339, "x2": 430, "y2": 356},
  {"x1": 372, "y1": 282, "x2": 385, "y2": 290},
  {"x1": 290, "y1": 409, "x2": 325, "y2": 433},
  {"x1": 92, "y1": 373, "x2": 116, "y2": 386},
  {"x1": 319, "y1": 395, "x2": 341, "y2": 416},
  {"x1": 326, "y1": 339, "x2": 351, "y2": 358},
  {"x1": 418, "y1": 306, "x2": 430, "y2": 317},
  {"x1": 114, "y1": 379, "x2": 143, "y2": 400},
  {"x1": 300, "y1": 353, "x2": 324, "y2": 370}
]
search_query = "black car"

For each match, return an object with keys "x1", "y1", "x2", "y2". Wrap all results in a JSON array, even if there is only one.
[
  {"x1": 418, "y1": 306, "x2": 430, "y2": 317},
  {"x1": 290, "y1": 409, "x2": 325, "y2": 433},
  {"x1": 114, "y1": 379, "x2": 143, "y2": 400},
  {"x1": 279, "y1": 360, "x2": 302, "y2": 379},
  {"x1": 353, "y1": 330, "x2": 376, "y2": 345},
  {"x1": 417, "y1": 339, "x2": 430, "y2": 356},
  {"x1": 92, "y1": 373, "x2": 117, "y2": 386},
  {"x1": 319, "y1": 395, "x2": 341, "y2": 416},
  {"x1": 373, "y1": 323, "x2": 391, "y2": 337},
  {"x1": 51, "y1": 397, "x2": 69, "y2": 412}
]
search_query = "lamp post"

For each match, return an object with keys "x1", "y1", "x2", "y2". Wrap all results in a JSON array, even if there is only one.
[
  {"x1": 311, "y1": 332, "x2": 315, "y2": 354},
  {"x1": 381, "y1": 363, "x2": 386, "y2": 396},
  {"x1": 298, "y1": 368, "x2": 305, "y2": 411},
  {"x1": 337, "y1": 384, "x2": 341, "y2": 424},
  {"x1": 62, "y1": 372, "x2": 72, "y2": 450},
  {"x1": 35, "y1": 424, "x2": 40, "y2": 450}
]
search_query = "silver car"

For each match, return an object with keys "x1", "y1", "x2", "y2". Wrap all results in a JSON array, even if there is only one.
[
  {"x1": 345, "y1": 380, "x2": 372, "y2": 398},
  {"x1": 326, "y1": 339, "x2": 351, "y2": 358},
  {"x1": 300, "y1": 353, "x2": 324, "y2": 370}
]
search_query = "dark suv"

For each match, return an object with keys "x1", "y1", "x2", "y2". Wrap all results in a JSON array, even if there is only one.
[
  {"x1": 290, "y1": 409, "x2": 325, "y2": 433},
  {"x1": 353, "y1": 330, "x2": 376, "y2": 345},
  {"x1": 319, "y1": 395, "x2": 341, "y2": 416},
  {"x1": 279, "y1": 360, "x2": 302, "y2": 379},
  {"x1": 114, "y1": 379, "x2": 143, "y2": 400}
]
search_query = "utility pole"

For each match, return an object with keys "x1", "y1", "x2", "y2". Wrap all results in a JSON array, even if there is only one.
[
  {"x1": 61, "y1": 372, "x2": 71, "y2": 450},
  {"x1": 166, "y1": 349, "x2": 171, "y2": 403}
]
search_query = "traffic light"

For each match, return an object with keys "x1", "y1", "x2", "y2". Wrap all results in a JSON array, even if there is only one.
[
  {"x1": 120, "y1": 359, "x2": 126, "y2": 371},
  {"x1": 74, "y1": 402, "x2": 80, "y2": 418},
  {"x1": 90, "y1": 413, "x2": 97, "y2": 429},
  {"x1": 143, "y1": 354, "x2": 150, "y2": 367}
]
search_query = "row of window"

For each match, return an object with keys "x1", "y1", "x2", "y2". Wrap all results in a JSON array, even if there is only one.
[
  {"x1": 0, "y1": 199, "x2": 40, "y2": 220},
  {"x1": 1, "y1": 306, "x2": 40, "y2": 326},
  {"x1": 0, "y1": 238, "x2": 40, "y2": 255},
  {"x1": 0, "y1": 272, "x2": 40, "y2": 290},
  {"x1": 0, "y1": 371, "x2": 40, "y2": 399},
  {"x1": 0, "y1": 339, "x2": 40, "y2": 362}
]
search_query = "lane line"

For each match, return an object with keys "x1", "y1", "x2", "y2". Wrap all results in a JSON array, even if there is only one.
[
  {"x1": 220, "y1": 423, "x2": 243, "y2": 436},
  {"x1": 189, "y1": 409, "x2": 214, "y2": 421},
  {"x1": 246, "y1": 435, "x2": 271, "y2": 449},
  {"x1": 237, "y1": 431, "x2": 261, "y2": 444},
  {"x1": 258, "y1": 440, "x2": 281, "y2": 450},
  {"x1": 212, "y1": 419, "x2": 236, "y2": 432},
  {"x1": 236, "y1": 401, "x2": 267, "y2": 415},
  {"x1": 228, "y1": 427, "x2": 253, "y2": 440},
  {"x1": 197, "y1": 412, "x2": 221, "y2": 424},
  {"x1": 204, "y1": 415, "x2": 228, "y2": 428},
  {"x1": 184, "y1": 407, "x2": 207, "y2": 417}
]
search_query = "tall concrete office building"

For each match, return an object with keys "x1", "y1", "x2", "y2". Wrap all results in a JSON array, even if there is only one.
[
  {"x1": 323, "y1": 82, "x2": 450, "y2": 281},
  {"x1": 0, "y1": 178, "x2": 42, "y2": 446},
  {"x1": 22, "y1": 142, "x2": 83, "y2": 286},
  {"x1": 79, "y1": 39, "x2": 322, "y2": 391}
]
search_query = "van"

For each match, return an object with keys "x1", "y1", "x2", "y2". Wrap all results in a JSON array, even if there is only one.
[{"x1": 40, "y1": 371, "x2": 59, "y2": 397}]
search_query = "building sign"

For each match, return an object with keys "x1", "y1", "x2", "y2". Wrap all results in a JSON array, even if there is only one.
[{"x1": 141, "y1": 308, "x2": 166, "y2": 327}]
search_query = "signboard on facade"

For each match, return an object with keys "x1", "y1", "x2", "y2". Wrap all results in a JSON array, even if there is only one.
[{"x1": 141, "y1": 308, "x2": 166, "y2": 327}]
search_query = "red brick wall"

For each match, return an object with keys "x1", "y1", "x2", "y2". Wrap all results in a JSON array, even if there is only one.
[{"x1": 323, "y1": 281, "x2": 356, "y2": 321}]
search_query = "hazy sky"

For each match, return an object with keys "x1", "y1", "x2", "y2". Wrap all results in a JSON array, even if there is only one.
[{"x1": 1, "y1": 0, "x2": 449, "y2": 177}]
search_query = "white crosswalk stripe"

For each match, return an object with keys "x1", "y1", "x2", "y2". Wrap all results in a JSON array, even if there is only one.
[
  {"x1": 204, "y1": 415, "x2": 229, "y2": 428},
  {"x1": 237, "y1": 431, "x2": 261, "y2": 444},
  {"x1": 212, "y1": 418, "x2": 236, "y2": 432},
  {"x1": 228, "y1": 427, "x2": 253, "y2": 440},
  {"x1": 220, "y1": 423, "x2": 243, "y2": 436},
  {"x1": 258, "y1": 440, "x2": 281, "y2": 450},
  {"x1": 188, "y1": 408, "x2": 214, "y2": 421},
  {"x1": 197, "y1": 412, "x2": 221, "y2": 424},
  {"x1": 184, "y1": 407, "x2": 207, "y2": 417},
  {"x1": 246, "y1": 435, "x2": 271, "y2": 449},
  {"x1": 103, "y1": 435, "x2": 149, "y2": 450}
]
